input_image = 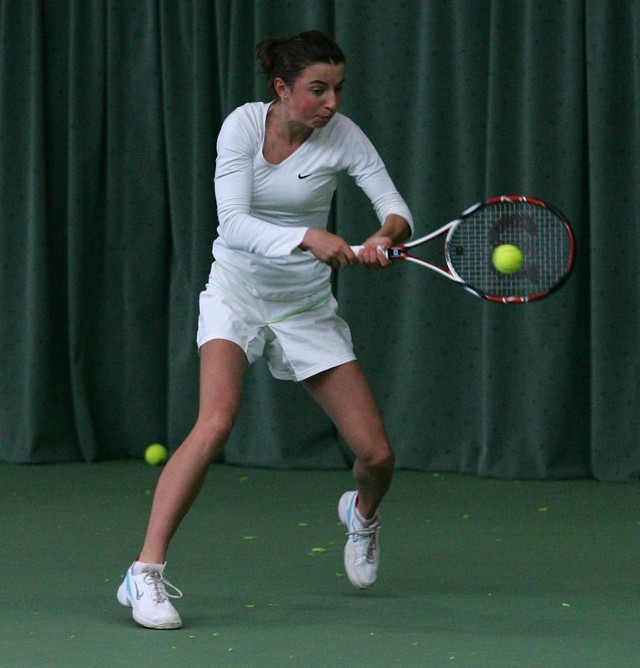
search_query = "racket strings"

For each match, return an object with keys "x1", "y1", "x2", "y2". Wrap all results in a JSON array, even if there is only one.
[{"x1": 446, "y1": 201, "x2": 573, "y2": 299}]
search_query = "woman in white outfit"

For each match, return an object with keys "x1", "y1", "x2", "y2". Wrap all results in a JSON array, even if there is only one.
[{"x1": 117, "y1": 29, "x2": 413, "y2": 630}]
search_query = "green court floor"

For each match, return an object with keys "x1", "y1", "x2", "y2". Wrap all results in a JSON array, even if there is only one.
[{"x1": 1, "y1": 461, "x2": 639, "y2": 667}]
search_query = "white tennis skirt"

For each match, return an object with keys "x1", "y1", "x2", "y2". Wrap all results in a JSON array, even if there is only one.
[{"x1": 197, "y1": 263, "x2": 356, "y2": 382}]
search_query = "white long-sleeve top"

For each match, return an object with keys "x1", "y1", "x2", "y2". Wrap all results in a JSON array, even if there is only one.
[{"x1": 212, "y1": 101, "x2": 413, "y2": 301}]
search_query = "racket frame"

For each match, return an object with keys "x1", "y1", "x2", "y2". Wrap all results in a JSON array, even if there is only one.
[{"x1": 353, "y1": 195, "x2": 576, "y2": 304}]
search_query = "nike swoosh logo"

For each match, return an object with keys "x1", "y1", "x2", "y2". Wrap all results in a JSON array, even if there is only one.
[
  {"x1": 135, "y1": 582, "x2": 144, "y2": 600},
  {"x1": 298, "y1": 173, "x2": 312, "y2": 179}
]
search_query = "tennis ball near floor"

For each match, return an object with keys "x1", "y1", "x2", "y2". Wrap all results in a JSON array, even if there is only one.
[
  {"x1": 145, "y1": 443, "x2": 168, "y2": 465},
  {"x1": 492, "y1": 244, "x2": 524, "y2": 274}
]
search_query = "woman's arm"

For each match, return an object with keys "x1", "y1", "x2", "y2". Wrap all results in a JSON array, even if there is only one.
[
  {"x1": 345, "y1": 123, "x2": 414, "y2": 267},
  {"x1": 214, "y1": 108, "x2": 309, "y2": 257}
]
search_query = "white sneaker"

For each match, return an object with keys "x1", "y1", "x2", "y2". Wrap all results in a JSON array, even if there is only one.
[
  {"x1": 338, "y1": 491, "x2": 381, "y2": 589},
  {"x1": 117, "y1": 561, "x2": 183, "y2": 629}
]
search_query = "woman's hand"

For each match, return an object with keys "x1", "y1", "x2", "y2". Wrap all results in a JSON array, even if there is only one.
[
  {"x1": 300, "y1": 228, "x2": 359, "y2": 268},
  {"x1": 354, "y1": 236, "x2": 394, "y2": 268},
  {"x1": 354, "y1": 214, "x2": 411, "y2": 268}
]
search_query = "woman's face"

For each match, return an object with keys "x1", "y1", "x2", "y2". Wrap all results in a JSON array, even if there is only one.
[{"x1": 280, "y1": 62, "x2": 346, "y2": 128}]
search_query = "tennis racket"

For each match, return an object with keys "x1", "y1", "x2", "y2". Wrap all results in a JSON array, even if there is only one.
[{"x1": 352, "y1": 195, "x2": 576, "y2": 304}]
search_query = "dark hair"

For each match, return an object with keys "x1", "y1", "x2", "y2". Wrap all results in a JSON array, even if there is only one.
[{"x1": 256, "y1": 30, "x2": 346, "y2": 96}]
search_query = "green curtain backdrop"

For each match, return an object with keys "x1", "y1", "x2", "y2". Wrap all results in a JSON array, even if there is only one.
[{"x1": 0, "y1": 0, "x2": 636, "y2": 480}]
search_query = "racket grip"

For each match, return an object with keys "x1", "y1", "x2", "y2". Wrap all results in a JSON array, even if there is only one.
[{"x1": 350, "y1": 244, "x2": 390, "y2": 257}]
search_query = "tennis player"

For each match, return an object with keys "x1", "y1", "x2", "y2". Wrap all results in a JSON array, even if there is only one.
[{"x1": 117, "y1": 29, "x2": 413, "y2": 629}]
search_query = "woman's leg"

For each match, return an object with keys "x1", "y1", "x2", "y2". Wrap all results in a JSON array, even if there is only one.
[
  {"x1": 139, "y1": 339, "x2": 248, "y2": 564},
  {"x1": 303, "y1": 360, "x2": 395, "y2": 519},
  {"x1": 303, "y1": 361, "x2": 394, "y2": 589},
  {"x1": 118, "y1": 339, "x2": 248, "y2": 629}
]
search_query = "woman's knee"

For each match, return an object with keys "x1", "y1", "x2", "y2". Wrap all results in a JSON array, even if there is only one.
[
  {"x1": 190, "y1": 412, "x2": 235, "y2": 459},
  {"x1": 360, "y1": 443, "x2": 395, "y2": 473}
]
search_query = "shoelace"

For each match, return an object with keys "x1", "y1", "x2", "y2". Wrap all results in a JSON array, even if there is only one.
[
  {"x1": 346, "y1": 521, "x2": 381, "y2": 563},
  {"x1": 143, "y1": 570, "x2": 184, "y2": 605}
]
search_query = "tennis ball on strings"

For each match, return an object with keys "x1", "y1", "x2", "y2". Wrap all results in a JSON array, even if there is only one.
[
  {"x1": 492, "y1": 244, "x2": 525, "y2": 274},
  {"x1": 145, "y1": 443, "x2": 168, "y2": 465}
]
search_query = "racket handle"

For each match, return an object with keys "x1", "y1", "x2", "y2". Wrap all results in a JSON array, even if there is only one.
[{"x1": 350, "y1": 244, "x2": 391, "y2": 257}]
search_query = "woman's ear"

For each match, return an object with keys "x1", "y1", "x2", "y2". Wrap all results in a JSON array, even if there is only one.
[{"x1": 273, "y1": 77, "x2": 289, "y2": 101}]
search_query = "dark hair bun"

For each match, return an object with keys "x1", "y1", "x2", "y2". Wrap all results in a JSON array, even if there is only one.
[{"x1": 256, "y1": 30, "x2": 345, "y2": 95}]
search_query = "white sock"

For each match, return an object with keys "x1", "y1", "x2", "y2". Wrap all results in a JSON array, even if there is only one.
[
  {"x1": 132, "y1": 560, "x2": 164, "y2": 575},
  {"x1": 354, "y1": 505, "x2": 376, "y2": 527}
]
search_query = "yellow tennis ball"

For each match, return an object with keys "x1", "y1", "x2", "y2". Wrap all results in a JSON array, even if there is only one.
[
  {"x1": 492, "y1": 244, "x2": 524, "y2": 274},
  {"x1": 145, "y1": 443, "x2": 168, "y2": 465}
]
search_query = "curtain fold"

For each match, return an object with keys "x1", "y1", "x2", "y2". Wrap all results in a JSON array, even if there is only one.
[
  {"x1": 586, "y1": 0, "x2": 640, "y2": 481},
  {"x1": 0, "y1": 0, "x2": 636, "y2": 480}
]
